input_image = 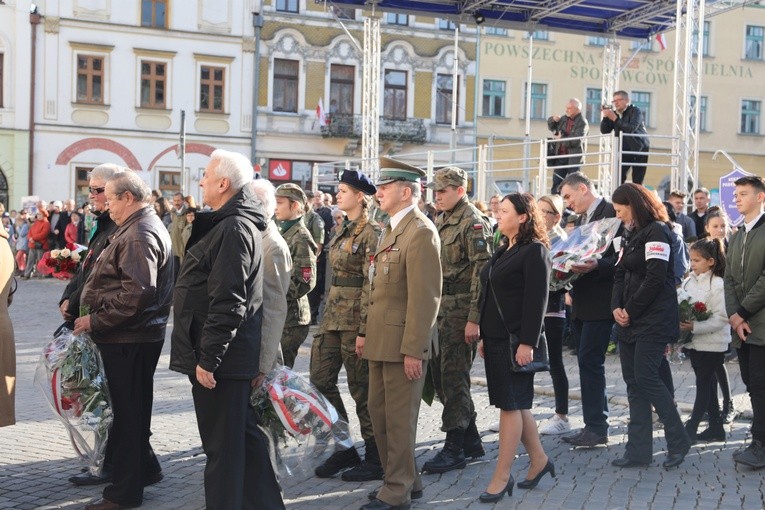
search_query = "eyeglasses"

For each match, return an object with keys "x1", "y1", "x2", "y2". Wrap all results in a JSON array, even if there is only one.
[{"x1": 89, "y1": 186, "x2": 106, "y2": 195}]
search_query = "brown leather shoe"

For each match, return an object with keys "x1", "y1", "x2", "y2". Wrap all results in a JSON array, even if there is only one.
[{"x1": 83, "y1": 498, "x2": 129, "y2": 510}]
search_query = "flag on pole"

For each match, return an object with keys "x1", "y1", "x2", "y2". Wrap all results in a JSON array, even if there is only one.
[
  {"x1": 316, "y1": 98, "x2": 327, "y2": 127},
  {"x1": 656, "y1": 33, "x2": 667, "y2": 51}
]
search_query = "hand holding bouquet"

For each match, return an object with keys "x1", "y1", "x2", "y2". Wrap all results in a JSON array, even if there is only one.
[
  {"x1": 549, "y1": 218, "x2": 622, "y2": 291},
  {"x1": 34, "y1": 328, "x2": 112, "y2": 475},
  {"x1": 676, "y1": 289, "x2": 713, "y2": 345}
]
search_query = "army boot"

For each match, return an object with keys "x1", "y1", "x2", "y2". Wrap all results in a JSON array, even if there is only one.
[
  {"x1": 422, "y1": 429, "x2": 467, "y2": 474},
  {"x1": 341, "y1": 440, "x2": 384, "y2": 481},
  {"x1": 315, "y1": 446, "x2": 361, "y2": 478},
  {"x1": 463, "y1": 416, "x2": 485, "y2": 459}
]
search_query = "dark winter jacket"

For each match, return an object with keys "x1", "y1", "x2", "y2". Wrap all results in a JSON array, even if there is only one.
[
  {"x1": 170, "y1": 185, "x2": 268, "y2": 379},
  {"x1": 611, "y1": 221, "x2": 679, "y2": 343},
  {"x1": 600, "y1": 104, "x2": 649, "y2": 153}
]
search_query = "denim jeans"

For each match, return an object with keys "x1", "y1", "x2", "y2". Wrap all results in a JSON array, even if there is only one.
[{"x1": 572, "y1": 318, "x2": 613, "y2": 436}]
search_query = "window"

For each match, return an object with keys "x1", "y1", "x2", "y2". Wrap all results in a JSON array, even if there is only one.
[
  {"x1": 692, "y1": 21, "x2": 711, "y2": 56},
  {"x1": 587, "y1": 37, "x2": 608, "y2": 46},
  {"x1": 199, "y1": 65, "x2": 224, "y2": 113},
  {"x1": 276, "y1": 0, "x2": 299, "y2": 13},
  {"x1": 484, "y1": 26, "x2": 507, "y2": 36},
  {"x1": 332, "y1": 6, "x2": 355, "y2": 20},
  {"x1": 524, "y1": 83, "x2": 547, "y2": 120},
  {"x1": 0, "y1": 53, "x2": 3, "y2": 108},
  {"x1": 159, "y1": 170, "x2": 181, "y2": 198},
  {"x1": 745, "y1": 25, "x2": 764, "y2": 60},
  {"x1": 689, "y1": 96, "x2": 708, "y2": 132},
  {"x1": 383, "y1": 70, "x2": 407, "y2": 120},
  {"x1": 741, "y1": 99, "x2": 760, "y2": 134},
  {"x1": 438, "y1": 19, "x2": 457, "y2": 31},
  {"x1": 140, "y1": 61, "x2": 166, "y2": 109},
  {"x1": 585, "y1": 88, "x2": 602, "y2": 124},
  {"x1": 141, "y1": 0, "x2": 167, "y2": 28},
  {"x1": 436, "y1": 74, "x2": 458, "y2": 124},
  {"x1": 524, "y1": 30, "x2": 549, "y2": 40},
  {"x1": 482, "y1": 80, "x2": 505, "y2": 117},
  {"x1": 386, "y1": 13, "x2": 408, "y2": 26},
  {"x1": 330, "y1": 64, "x2": 354, "y2": 115},
  {"x1": 631, "y1": 91, "x2": 651, "y2": 127},
  {"x1": 74, "y1": 166, "x2": 93, "y2": 208},
  {"x1": 76, "y1": 55, "x2": 104, "y2": 104},
  {"x1": 272, "y1": 59, "x2": 299, "y2": 113}
]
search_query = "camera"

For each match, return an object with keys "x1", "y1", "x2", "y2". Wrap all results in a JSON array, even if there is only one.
[{"x1": 601, "y1": 104, "x2": 613, "y2": 110}]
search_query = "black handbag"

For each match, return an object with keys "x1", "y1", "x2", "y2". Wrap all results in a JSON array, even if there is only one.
[{"x1": 488, "y1": 263, "x2": 550, "y2": 373}]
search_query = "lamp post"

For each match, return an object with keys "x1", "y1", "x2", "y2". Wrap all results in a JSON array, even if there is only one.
[{"x1": 29, "y1": 4, "x2": 42, "y2": 195}]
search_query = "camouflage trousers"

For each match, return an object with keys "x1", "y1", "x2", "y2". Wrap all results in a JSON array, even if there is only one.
[
  {"x1": 281, "y1": 325, "x2": 310, "y2": 369},
  {"x1": 429, "y1": 316, "x2": 477, "y2": 432},
  {"x1": 310, "y1": 330, "x2": 374, "y2": 442}
]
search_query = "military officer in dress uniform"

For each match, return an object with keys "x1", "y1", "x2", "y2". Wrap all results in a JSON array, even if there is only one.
[
  {"x1": 359, "y1": 158, "x2": 442, "y2": 510},
  {"x1": 311, "y1": 170, "x2": 383, "y2": 482},
  {"x1": 422, "y1": 167, "x2": 492, "y2": 475},
  {"x1": 275, "y1": 183, "x2": 317, "y2": 368}
]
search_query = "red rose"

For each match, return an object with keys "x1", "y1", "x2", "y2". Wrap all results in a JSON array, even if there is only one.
[
  {"x1": 66, "y1": 242, "x2": 76, "y2": 250},
  {"x1": 693, "y1": 302, "x2": 707, "y2": 313}
]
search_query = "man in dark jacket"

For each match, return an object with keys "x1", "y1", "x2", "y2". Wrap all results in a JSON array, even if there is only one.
[
  {"x1": 547, "y1": 98, "x2": 588, "y2": 194},
  {"x1": 600, "y1": 90, "x2": 649, "y2": 185},
  {"x1": 558, "y1": 172, "x2": 620, "y2": 448},
  {"x1": 74, "y1": 171, "x2": 173, "y2": 510},
  {"x1": 60, "y1": 163, "x2": 121, "y2": 487},
  {"x1": 170, "y1": 149, "x2": 284, "y2": 510}
]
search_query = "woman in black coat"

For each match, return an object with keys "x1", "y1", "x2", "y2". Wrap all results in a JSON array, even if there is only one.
[
  {"x1": 477, "y1": 193, "x2": 553, "y2": 503},
  {"x1": 610, "y1": 183, "x2": 691, "y2": 470}
]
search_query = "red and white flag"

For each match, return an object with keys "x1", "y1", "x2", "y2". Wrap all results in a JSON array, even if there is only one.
[
  {"x1": 316, "y1": 98, "x2": 327, "y2": 127},
  {"x1": 656, "y1": 33, "x2": 667, "y2": 51}
]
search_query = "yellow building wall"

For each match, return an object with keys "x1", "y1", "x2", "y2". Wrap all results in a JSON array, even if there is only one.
[
  {"x1": 305, "y1": 61, "x2": 326, "y2": 110},
  {"x1": 413, "y1": 71, "x2": 432, "y2": 118}
]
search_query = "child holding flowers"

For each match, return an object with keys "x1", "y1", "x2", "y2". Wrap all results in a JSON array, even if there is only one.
[{"x1": 680, "y1": 238, "x2": 729, "y2": 443}]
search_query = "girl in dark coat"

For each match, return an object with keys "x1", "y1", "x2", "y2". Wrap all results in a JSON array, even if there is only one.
[{"x1": 610, "y1": 183, "x2": 691, "y2": 470}]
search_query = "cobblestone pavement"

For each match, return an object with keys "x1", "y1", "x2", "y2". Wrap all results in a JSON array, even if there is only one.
[{"x1": 1, "y1": 279, "x2": 762, "y2": 509}]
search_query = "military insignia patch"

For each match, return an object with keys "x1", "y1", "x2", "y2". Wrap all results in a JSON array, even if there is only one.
[
  {"x1": 301, "y1": 267, "x2": 313, "y2": 283},
  {"x1": 473, "y1": 239, "x2": 486, "y2": 251}
]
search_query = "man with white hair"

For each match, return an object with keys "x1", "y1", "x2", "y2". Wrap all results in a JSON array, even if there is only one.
[
  {"x1": 250, "y1": 179, "x2": 292, "y2": 385},
  {"x1": 170, "y1": 149, "x2": 284, "y2": 509},
  {"x1": 74, "y1": 170, "x2": 173, "y2": 510},
  {"x1": 547, "y1": 98, "x2": 588, "y2": 194}
]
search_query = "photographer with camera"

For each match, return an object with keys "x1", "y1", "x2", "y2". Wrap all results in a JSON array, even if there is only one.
[
  {"x1": 547, "y1": 99, "x2": 588, "y2": 194},
  {"x1": 600, "y1": 91, "x2": 649, "y2": 185}
]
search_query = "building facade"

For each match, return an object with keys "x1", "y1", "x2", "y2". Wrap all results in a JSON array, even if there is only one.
[{"x1": 476, "y1": 4, "x2": 765, "y2": 200}]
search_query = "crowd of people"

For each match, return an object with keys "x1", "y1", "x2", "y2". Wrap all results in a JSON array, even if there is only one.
[{"x1": 1, "y1": 141, "x2": 764, "y2": 510}]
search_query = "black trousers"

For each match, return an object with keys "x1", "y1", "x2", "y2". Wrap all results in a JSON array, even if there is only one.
[
  {"x1": 544, "y1": 316, "x2": 569, "y2": 415},
  {"x1": 738, "y1": 343, "x2": 765, "y2": 443},
  {"x1": 620, "y1": 152, "x2": 649, "y2": 185},
  {"x1": 191, "y1": 377, "x2": 285, "y2": 510},
  {"x1": 687, "y1": 350, "x2": 724, "y2": 428},
  {"x1": 619, "y1": 341, "x2": 690, "y2": 463},
  {"x1": 98, "y1": 341, "x2": 164, "y2": 507}
]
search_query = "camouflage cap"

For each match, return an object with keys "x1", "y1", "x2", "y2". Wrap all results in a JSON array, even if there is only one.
[
  {"x1": 275, "y1": 183, "x2": 307, "y2": 206},
  {"x1": 426, "y1": 166, "x2": 467, "y2": 191},
  {"x1": 377, "y1": 157, "x2": 426, "y2": 185}
]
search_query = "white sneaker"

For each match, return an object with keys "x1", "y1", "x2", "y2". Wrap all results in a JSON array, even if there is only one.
[
  {"x1": 488, "y1": 421, "x2": 501, "y2": 432},
  {"x1": 538, "y1": 415, "x2": 571, "y2": 435}
]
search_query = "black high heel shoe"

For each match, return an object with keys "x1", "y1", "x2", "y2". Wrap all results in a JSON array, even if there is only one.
[
  {"x1": 517, "y1": 460, "x2": 556, "y2": 489},
  {"x1": 479, "y1": 474, "x2": 514, "y2": 503}
]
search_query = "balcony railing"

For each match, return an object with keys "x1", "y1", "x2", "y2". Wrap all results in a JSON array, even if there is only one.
[{"x1": 321, "y1": 113, "x2": 427, "y2": 144}]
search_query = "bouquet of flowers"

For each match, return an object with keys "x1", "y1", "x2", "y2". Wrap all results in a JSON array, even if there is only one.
[
  {"x1": 549, "y1": 218, "x2": 622, "y2": 291},
  {"x1": 676, "y1": 289, "x2": 713, "y2": 345},
  {"x1": 34, "y1": 328, "x2": 113, "y2": 475},
  {"x1": 37, "y1": 243, "x2": 87, "y2": 280},
  {"x1": 251, "y1": 366, "x2": 354, "y2": 475}
]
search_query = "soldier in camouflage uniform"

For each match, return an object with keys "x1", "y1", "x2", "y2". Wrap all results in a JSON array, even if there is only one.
[
  {"x1": 310, "y1": 170, "x2": 383, "y2": 482},
  {"x1": 275, "y1": 183, "x2": 317, "y2": 368},
  {"x1": 422, "y1": 167, "x2": 493, "y2": 474}
]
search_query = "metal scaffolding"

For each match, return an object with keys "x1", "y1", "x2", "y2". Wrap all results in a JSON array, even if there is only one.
[
  {"x1": 599, "y1": 40, "x2": 621, "y2": 196},
  {"x1": 361, "y1": 16, "x2": 381, "y2": 178},
  {"x1": 671, "y1": 0, "x2": 705, "y2": 197}
]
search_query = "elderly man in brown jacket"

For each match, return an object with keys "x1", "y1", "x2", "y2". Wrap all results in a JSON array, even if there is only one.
[
  {"x1": 75, "y1": 171, "x2": 173, "y2": 510},
  {"x1": 359, "y1": 158, "x2": 442, "y2": 510}
]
